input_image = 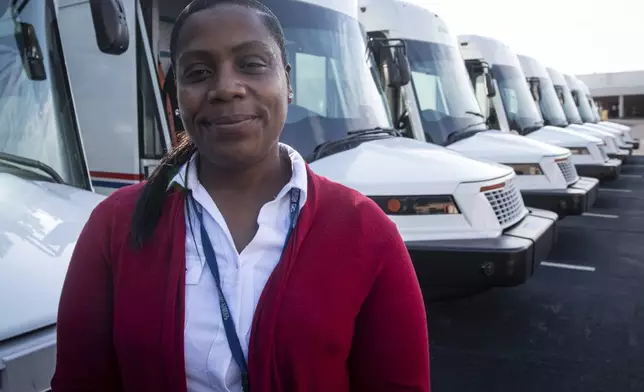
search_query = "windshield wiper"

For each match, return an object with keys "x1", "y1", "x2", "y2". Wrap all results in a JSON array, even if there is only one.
[
  {"x1": 446, "y1": 121, "x2": 488, "y2": 144},
  {"x1": 310, "y1": 127, "x2": 399, "y2": 162},
  {"x1": 347, "y1": 126, "x2": 402, "y2": 137},
  {"x1": 0, "y1": 152, "x2": 65, "y2": 183},
  {"x1": 465, "y1": 111, "x2": 485, "y2": 119}
]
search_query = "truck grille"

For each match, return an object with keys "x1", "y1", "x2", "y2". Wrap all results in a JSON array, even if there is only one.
[
  {"x1": 484, "y1": 180, "x2": 527, "y2": 229},
  {"x1": 598, "y1": 144, "x2": 609, "y2": 161},
  {"x1": 557, "y1": 158, "x2": 579, "y2": 185}
]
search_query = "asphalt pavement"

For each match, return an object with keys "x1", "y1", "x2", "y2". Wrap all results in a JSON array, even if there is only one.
[{"x1": 427, "y1": 154, "x2": 644, "y2": 392}]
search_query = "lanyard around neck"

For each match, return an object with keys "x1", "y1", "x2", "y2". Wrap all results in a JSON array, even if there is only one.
[{"x1": 188, "y1": 187, "x2": 301, "y2": 392}]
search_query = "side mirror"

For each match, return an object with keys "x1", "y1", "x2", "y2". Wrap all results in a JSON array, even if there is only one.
[
  {"x1": 89, "y1": 0, "x2": 129, "y2": 55},
  {"x1": 393, "y1": 46, "x2": 411, "y2": 86},
  {"x1": 485, "y1": 72, "x2": 496, "y2": 97},
  {"x1": 14, "y1": 22, "x2": 47, "y2": 80},
  {"x1": 373, "y1": 38, "x2": 410, "y2": 88}
]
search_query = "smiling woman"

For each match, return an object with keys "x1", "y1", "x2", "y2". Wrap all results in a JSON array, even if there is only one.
[{"x1": 51, "y1": 1, "x2": 430, "y2": 392}]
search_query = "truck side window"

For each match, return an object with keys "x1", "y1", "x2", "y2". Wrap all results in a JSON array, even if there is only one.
[
  {"x1": 411, "y1": 71, "x2": 449, "y2": 115},
  {"x1": 137, "y1": 24, "x2": 166, "y2": 160},
  {"x1": 294, "y1": 52, "x2": 327, "y2": 115}
]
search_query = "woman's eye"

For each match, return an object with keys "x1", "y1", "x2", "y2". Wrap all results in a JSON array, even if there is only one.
[
  {"x1": 241, "y1": 60, "x2": 267, "y2": 71},
  {"x1": 185, "y1": 68, "x2": 210, "y2": 79}
]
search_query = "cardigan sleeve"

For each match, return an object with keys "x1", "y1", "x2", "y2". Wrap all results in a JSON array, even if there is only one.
[
  {"x1": 50, "y1": 197, "x2": 123, "y2": 392},
  {"x1": 348, "y1": 215, "x2": 430, "y2": 392}
]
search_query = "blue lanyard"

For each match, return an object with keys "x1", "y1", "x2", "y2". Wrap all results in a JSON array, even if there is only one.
[{"x1": 188, "y1": 188, "x2": 301, "y2": 392}]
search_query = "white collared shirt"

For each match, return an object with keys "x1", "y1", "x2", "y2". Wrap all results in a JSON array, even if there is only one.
[{"x1": 168, "y1": 143, "x2": 308, "y2": 392}]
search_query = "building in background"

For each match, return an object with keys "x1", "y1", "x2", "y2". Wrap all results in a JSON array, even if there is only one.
[{"x1": 577, "y1": 71, "x2": 644, "y2": 119}]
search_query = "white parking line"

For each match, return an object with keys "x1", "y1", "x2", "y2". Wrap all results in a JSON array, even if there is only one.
[
  {"x1": 620, "y1": 174, "x2": 642, "y2": 178},
  {"x1": 541, "y1": 261, "x2": 596, "y2": 272},
  {"x1": 599, "y1": 188, "x2": 632, "y2": 193},
  {"x1": 582, "y1": 212, "x2": 619, "y2": 218}
]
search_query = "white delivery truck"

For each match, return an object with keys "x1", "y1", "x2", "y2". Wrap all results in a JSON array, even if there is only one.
[
  {"x1": 359, "y1": 0, "x2": 598, "y2": 218},
  {"x1": 546, "y1": 67, "x2": 629, "y2": 161},
  {"x1": 456, "y1": 34, "x2": 616, "y2": 185},
  {"x1": 456, "y1": 36, "x2": 621, "y2": 182},
  {"x1": 564, "y1": 73, "x2": 634, "y2": 157},
  {"x1": 0, "y1": 0, "x2": 126, "y2": 390},
  {"x1": 58, "y1": 0, "x2": 557, "y2": 297},
  {"x1": 579, "y1": 79, "x2": 639, "y2": 149},
  {"x1": 516, "y1": 54, "x2": 622, "y2": 181}
]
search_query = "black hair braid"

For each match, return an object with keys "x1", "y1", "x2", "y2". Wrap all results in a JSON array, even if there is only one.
[
  {"x1": 130, "y1": 133, "x2": 195, "y2": 249},
  {"x1": 130, "y1": 0, "x2": 289, "y2": 249}
]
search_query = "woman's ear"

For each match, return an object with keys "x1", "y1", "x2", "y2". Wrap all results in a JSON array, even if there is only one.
[{"x1": 285, "y1": 63, "x2": 293, "y2": 103}]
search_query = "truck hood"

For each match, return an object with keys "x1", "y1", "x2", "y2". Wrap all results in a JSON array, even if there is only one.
[
  {"x1": 0, "y1": 173, "x2": 104, "y2": 341},
  {"x1": 583, "y1": 122, "x2": 622, "y2": 136},
  {"x1": 309, "y1": 137, "x2": 512, "y2": 196},
  {"x1": 599, "y1": 121, "x2": 629, "y2": 132},
  {"x1": 448, "y1": 129, "x2": 570, "y2": 163},
  {"x1": 566, "y1": 123, "x2": 619, "y2": 140},
  {"x1": 525, "y1": 125, "x2": 602, "y2": 147},
  {"x1": 566, "y1": 124, "x2": 621, "y2": 153}
]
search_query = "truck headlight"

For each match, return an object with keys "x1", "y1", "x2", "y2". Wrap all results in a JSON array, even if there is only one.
[
  {"x1": 568, "y1": 147, "x2": 590, "y2": 155},
  {"x1": 369, "y1": 195, "x2": 461, "y2": 215},
  {"x1": 504, "y1": 163, "x2": 543, "y2": 175}
]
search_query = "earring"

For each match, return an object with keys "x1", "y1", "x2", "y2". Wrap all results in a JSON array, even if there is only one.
[{"x1": 288, "y1": 92, "x2": 294, "y2": 103}]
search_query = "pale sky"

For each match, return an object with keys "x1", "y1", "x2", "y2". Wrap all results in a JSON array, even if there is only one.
[{"x1": 406, "y1": 0, "x2": 644, "y2": 75}]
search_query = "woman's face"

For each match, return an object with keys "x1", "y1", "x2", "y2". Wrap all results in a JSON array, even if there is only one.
[{"x1": 174, "y1": 5, "x2": 290, "y2": 169}]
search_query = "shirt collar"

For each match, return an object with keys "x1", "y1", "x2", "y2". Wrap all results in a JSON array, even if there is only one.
[{"x1": 167, "y1": 143, "x2": 308, "y2": 204}]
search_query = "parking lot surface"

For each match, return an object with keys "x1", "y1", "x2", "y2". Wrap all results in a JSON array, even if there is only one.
[{"x1": 427, "y1": 154, "x2": 644, "y2": 392}]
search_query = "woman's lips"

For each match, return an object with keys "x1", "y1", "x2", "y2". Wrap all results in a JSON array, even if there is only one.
[
  {"x1": 207, "y1": 114, "x2": 258, "y2": 126},
  {"x1": 199, "y1": 115, "x2": 259, "y2": 138}
]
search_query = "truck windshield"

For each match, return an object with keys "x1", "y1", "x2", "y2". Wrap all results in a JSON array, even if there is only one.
[
  {"x1": 589, "y1": 98, "x2": 601, "y2": 121},
  {"x1": 564, "y1": 75, "x2": 596, "y2": 123},
  {"x1": 533, "y1": 77, "x2": 568, "y2": 127},
  {"x1": 0, "y1": 0, "x2": 87, "y2": 188},
  {"x1": 262, "y1": 1, "x2": 392, "y2": 159},
  {"x1": 406, "y1": 39, "x2": 486, "y2": 145},
  {"x1": 547, "y1": 68, "x2": 583, "y2": 124},
  {"x1": 491, "y1": 64, "x2": 544, "y2": 133},
  {"x1": 553, "y1": 84, "x2": 583, "y2": 124}
]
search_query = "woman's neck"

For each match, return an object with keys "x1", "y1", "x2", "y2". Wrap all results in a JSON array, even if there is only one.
[{"x1": 197, "y1": 144, "x2": 292, "y2": 202}]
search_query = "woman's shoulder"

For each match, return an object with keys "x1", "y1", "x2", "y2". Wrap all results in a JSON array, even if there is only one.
[{"x1": 91, "y1": 182, "x2": 148, "y2": 217}]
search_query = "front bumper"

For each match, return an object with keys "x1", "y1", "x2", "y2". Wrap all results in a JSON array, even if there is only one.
[
  {"x1": 575, "y1": 159, "x2": 622, "y2": 182},
  {"x1": 623, "y1": 144, "x2": 634, "y2": 154},
  {"x1": 406, "y1": 209, "x2": 558, "y2": 298},
  {"x1": 608, "y1": 150, "x2": 630, "y2": 161},
  {"x1": 520, "y1": 177, "x2": 599, "y2": 217}
]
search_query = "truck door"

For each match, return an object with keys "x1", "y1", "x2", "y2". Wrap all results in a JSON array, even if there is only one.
[{"x1": 135, "y1": 0, "x2": 172, "y2": 179}]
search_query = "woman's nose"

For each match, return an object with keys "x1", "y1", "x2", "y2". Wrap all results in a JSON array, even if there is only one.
[{"x1": 207, "y1": 65, "x2": 246, "y2": 102}]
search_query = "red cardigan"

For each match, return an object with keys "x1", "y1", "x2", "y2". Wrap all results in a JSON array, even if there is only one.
[{"x1": 51, "y1": 168, "x2": 430, "y2": 391}]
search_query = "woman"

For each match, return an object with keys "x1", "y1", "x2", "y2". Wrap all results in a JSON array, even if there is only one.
[{"x1": 51, "y1": 0, "x2": 430, "y2": 391}]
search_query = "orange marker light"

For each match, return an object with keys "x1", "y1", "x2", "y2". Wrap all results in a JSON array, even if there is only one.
[
  {"x1": 480, "y1": 182, "x2": 505, "y2": 192},
  {"x1": 387, "y1": 198, "x2": 402, "y2": 213}
]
